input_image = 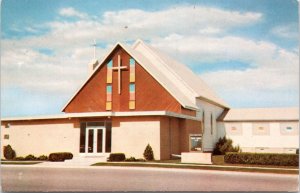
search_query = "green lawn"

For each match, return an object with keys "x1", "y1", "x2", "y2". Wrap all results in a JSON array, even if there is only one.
[
  {"x1": 148, "y1": 159, "x2": 181, "y2": 164},
  {"x1": 1, "y1": 161, "x2": 42, "y2": 165},
  {"x1": 92, "y1": 162, "x2": 298, "y2": 174}
]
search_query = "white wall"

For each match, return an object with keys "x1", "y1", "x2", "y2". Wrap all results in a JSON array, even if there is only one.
[
  {"x1": 196, "y1": 99, "x2": 225, "y2": 152},
  {"x1": 219, "y1": 121, "x2": 299, "y2": 153},
  {"x1": 112, "y1": 118, "x2": 161, "y2": 159},
  {"x1": 1, "y1": 121, "x2": 80, "y2": 157}
]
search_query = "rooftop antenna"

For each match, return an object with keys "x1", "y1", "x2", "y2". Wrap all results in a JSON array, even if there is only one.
[{"x1": 92, "y1": 39, "x2": 97, "y2": 60}]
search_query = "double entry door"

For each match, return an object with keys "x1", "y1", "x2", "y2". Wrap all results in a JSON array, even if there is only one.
[{"x1": 85, "y1": 127, "x2": 106, "y2": 155}]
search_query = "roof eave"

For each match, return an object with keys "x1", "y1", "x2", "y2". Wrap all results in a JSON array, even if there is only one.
[
  {"x1": 61, "y1": 42, "x2": 123, "y2": 112},
  {"x1": 196, "y1": 96, "x2": 230, "y2": 109}
]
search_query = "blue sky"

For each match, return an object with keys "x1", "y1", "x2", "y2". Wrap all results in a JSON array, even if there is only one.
[{"x1": 1, "y1": 0, "x2": 299, "y2": 117}]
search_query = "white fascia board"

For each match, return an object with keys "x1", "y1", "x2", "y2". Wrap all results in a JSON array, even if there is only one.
[
  {"x1": 1, "y1": 114, "x2": 67, "y2": 121},
  {"x1": 1, "y1": 111, "x2": 200, "y2": 121},
  {"x1": 196, "y1": 96, "x2": 230, "y2": 109},
  {"x1": 165, "y1": 111, "x2": 201, "y2": 121},
  {"x1": 60, "y1": 42, "x2": 122, "y2": 112}
]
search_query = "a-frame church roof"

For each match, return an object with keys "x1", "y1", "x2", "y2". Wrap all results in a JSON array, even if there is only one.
[{"x1": 62, "y1": 40, "x2": 229, "y2": 112}]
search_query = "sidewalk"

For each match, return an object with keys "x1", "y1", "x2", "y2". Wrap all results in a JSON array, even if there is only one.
[{"x1": 2, "y1": 160, "x2": 298, "y2": 174}]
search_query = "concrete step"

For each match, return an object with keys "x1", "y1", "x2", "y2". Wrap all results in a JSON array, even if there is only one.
[{"x1": 65, "y1": 156, "x2": 107, "y2": 164}]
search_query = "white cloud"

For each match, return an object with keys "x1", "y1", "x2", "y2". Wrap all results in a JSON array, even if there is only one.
[
  {"x1": 271, "y1": 23, "x2": 298, "y2": 39},
  {"x1": 149, "y1": 34, "x2": 298, "y2": 107},
  {"x1": 59, "y1": 7, "x2": 88, "y2": 19},
  {"x1": 151, "y1": 35, "x2": 298, "y2": 69},
  {"x1": 2, "y1": 5, "x2": 298, "y2": 110}
]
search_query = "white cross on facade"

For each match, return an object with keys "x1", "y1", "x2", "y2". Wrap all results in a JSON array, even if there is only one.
[{"x1": 112, "y1": 55, "x2": 127, "y2": 94}]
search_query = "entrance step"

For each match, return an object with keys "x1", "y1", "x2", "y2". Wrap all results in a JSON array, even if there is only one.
[{"x1": 64, "y1": 156, "x2": 108, "y2": 166}]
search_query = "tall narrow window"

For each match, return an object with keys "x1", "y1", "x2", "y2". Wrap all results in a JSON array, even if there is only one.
[
  {"x1": 202, "y1": 111, "x2": 205, "y2": 133},
  {"x1": 88, "y1": 129, "x2": 94, "y2": 153},
  {"x1": 106, "y1": 85, "x2": 112, "y2": 110},
  {"x1": 211, "y1": 113, "x2": 213, "y2": 135},
  {"x1": 129, "y1": 83, "x2": 135, "y2": 109},
  {"x1": 106, "y1": 59, "x2": 113, "y2": 110},
  {"x1": 97, "y1": 129, "x2": 103, "y2": 153},
  {"x1": 130, "y1": 58, "x2": 136, "y2": 83},
  {"x1": 106, "y1": 60, "x2": 113, "y2": 83},
  {"x1": 79, "y1": 122, "x2": 86, "y2": 153},
  {"x1": 105, "y1": 121, "x2": 112, "y2": 152}
]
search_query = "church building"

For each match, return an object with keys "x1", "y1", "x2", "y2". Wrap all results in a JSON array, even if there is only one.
[{"x1": 1, "y1": 40, "x2": 298, "y2": 161}]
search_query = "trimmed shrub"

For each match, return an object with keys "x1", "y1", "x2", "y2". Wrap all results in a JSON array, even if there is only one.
[
  {"x1": 108, "y1": 153, "x2": 126, "y2": 162},
  {"x1": 143, "y1": 144, "x2": 154, "y2": 161},
  {"x1": 25, "y1": 154, "x2": 37, "y2": 160},
  {"x1": 3, "y1": 145, "x2": 16, "y2": 160},
  {"x1": 124, "y1": 157, "x2": 146, "y2": 162},
  {"x1": 224, "y1": 152, "x2": 299, "y2": 166},
  {"x1": 14, "y1": 156, "x2": 26, "y2": 161},
  {"x1": 49, "y1": 152, "x2": 73, "y2": 162},
  {"x1": 213, "y1": 137, "x2": 240, "y2": 155},
  {"x1": 136, "y1": 158, "x2": 146, "y2": 162},
  {"x1": 38, "y1": 155, "x2": 48, "y2": 161}
]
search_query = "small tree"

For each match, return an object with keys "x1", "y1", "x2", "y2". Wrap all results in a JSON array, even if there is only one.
[
  {"x1": 3, "y1": 145, "x2": 16, "y2": 160},
  {"x1": 143, "y1": 144, "x2": 154, "y2": 161},
  {"x1": 213, "y1": 136, "x2": 240, "y2": 155}
]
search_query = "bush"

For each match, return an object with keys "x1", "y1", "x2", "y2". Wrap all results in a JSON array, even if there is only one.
[
  {"x1": 49, "y1": 152, "x2": 73, "y2": 162},
  {"x1": 38, "y1": 155, "x2": 48, "y2": 160},
  {"x1": 25, "y1": 154, "x2": 37, "y2": 160},
  {"x1": 107, "y1": 153, "x2": 126, "y2": 162},
  {"x1": 124, "y1": 157, "x2": 146, "y2": 162},
  {"x1": 143, "y1": 144, "x2": 154, "y2": 161},
  {"x1": 213, "y1": 136, "x2": 240, "y2": 155},
  {"x1": 224, "y1": 152, "x2": 299, "y2": 166},
  {"x1": 136, "y1": 158, "x2": 146, "y2": 162},
  {"x1": 13, "y1": 156, "x2": 26, "y2": 161},
  {"x1": 3, "y1": 145, "x2": 16, "y2": 160}
]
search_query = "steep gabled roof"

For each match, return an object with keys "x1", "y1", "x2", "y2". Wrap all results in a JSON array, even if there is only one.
[
  {"x1": 62, "y1": 40, "x2": 228, "y2": 112},
  {"x1": 132, "y1": 40, "x2": 229, "y2": 108},
  {"x1": 222, "y1": 107, "x2": 299, "y2": 121}
]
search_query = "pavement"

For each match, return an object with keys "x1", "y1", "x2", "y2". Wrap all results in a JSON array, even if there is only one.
[{"x1": 1, "y1": 165, "x2": 298, "y2": 191}]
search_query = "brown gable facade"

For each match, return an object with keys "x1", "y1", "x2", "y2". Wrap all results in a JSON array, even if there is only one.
[{"x1": 63, "y1": 46, "x2": 195, "y2": 116}]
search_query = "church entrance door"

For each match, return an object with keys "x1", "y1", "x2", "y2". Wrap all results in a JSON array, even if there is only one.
[{"x1": 85, "y1": 127, "x2": 106, "y2": 155}]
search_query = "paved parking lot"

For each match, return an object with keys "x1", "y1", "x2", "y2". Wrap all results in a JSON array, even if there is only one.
[{"x1": 1, "y1": 165, "x2": 298, "y2": 191}]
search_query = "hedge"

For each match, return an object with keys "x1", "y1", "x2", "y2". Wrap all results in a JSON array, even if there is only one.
[
  {"x1": 49, "y1": 152, "x2": 73, "y2": 162},
  {"x1": 13, "y1": 155, "x2": 48, "y2": 161},
  {"x1": 224, "y1": 152, "x2": 299, "y2": 166},
  {"x1": 107, "y1": 153, "x2": 126, "y2": 162},
  {"x1": 125, "y1": 157, "x2": 146, "y2": 162}
]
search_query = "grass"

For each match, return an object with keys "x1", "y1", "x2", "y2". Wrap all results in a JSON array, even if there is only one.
[
  {"x1": 92, "y1": 162, "x2": 299, "y2": 175},
  {"x1": 1, "y1": 161, "x2": 42, "y2": 165},
  {"x1": 148, "y1": 159, "x2": 181, "y2": 164}
]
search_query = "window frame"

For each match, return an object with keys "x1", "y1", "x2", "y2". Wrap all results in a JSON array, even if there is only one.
[{"x1": 211, "y1": 113, "x2": 213, "y2": 135}]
